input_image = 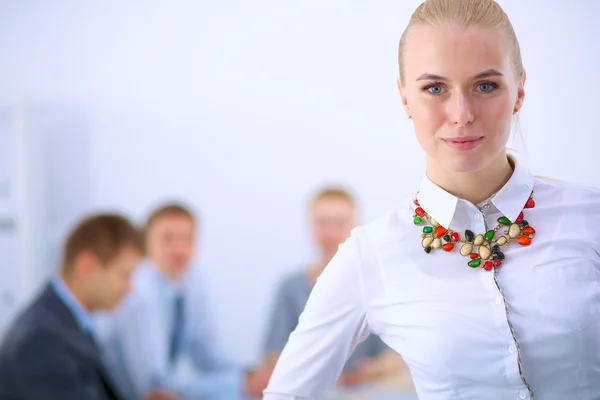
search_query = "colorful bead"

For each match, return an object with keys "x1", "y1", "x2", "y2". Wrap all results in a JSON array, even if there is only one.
[
  {"x1": 460, "y1": 243, "x2": 473, "y2": 256},
  {"x1": 434, "y1": 226, "x2": 447, "y2": 238},
  {"x1": 508, "y1": 224, "x2": 521, "y2": 238},
  {"x1": 468, "y1": 259, "x2": 481, "y2": 268},
  {"x1": 515, "y1": 211, "x2": 524, "y2": 223},
  {"x1": 422, "y1": 237, "x2": 433, "y2": 248},
  {"x1": 485, "y1": 230, "x2": 495, "y2": 241},
  {"x1": 432, "y1": 238, "x2": 442, "y2": 249},
  {"x1": 522, "y1": 226, "x2": 535, "y2": 235},
  {"x1": 415, "y1": 207, "x2": 426, "y2": 217},
  {"x1": 465, "y1": 230, "x2": 475, "y2": 242},
  {"x1": 443, "y1": 234, "x2": 451, "y2": 242},
  {"x1": 491, "y1": 244, "x2": 501, "y2": 252},
  {"x1": 496, "y1": 236, "x2": 508, "y2": 246},
  {"x1": 479, "y1": 246, "x2": 491, "y2": 260},
  {"x1": 525, "y1": 199, "x2": 535, "y2": 208},
  {"x1": 429, "y1": 218, "x2": 440, "y2": 227},
  {"x1": 493, "y1": 260, "x2": 502, "y2": 267},
  {"x1": 423, "y1": 226, "x2": 433, "y2": 234},
  {"x1": 492, "y1": 251, "x2": 505, "y2": 260},
  {"x1": 414, "y1": 199, "x2": 420, "y2": 206},
  {"x1": 483, "y1": 261, "x2": 493, "y2": 271},
  {"x1": 519, "y1": 220, "x2": 529, "y2": 227},
  {"x1": 442, "y1": 243, "x2": 454, "y2": 252},
  {"x1": 470, "y1": 253, "x2": 478, "y2": 260},
  {"x1": 497, "y1": 216, "x2": 511, "y2": 226},
  {"x1": 474, "y1": 235, "x2": 484, "y2": 246},
  {"x1": 424, "y1": 246, "x2": 432, "y2": 253},
  {"x1": 516, "y1": 236, "x2": 532, "y2": 246},
  {"x1": 451, "y1": 232, "x2": 460, "y2": 242},
  {"x1": 414, "y1": 217, "x2": 423, "y2": 225}
]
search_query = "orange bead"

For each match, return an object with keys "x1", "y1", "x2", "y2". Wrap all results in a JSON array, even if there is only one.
[
  {"x1": 442, "y1": 243, "x2": 455, "y2": 252},
  {"x1": 522, "y1": 226, "x2": 535, "y2": 235},
  {"x1": 516, "y1": 235, "x2": 531, "y2": 246},
  {"x1": 470, "y1": 253, "x2": 478, "y2": 259},
  {"x1": 434, "y1": 226, "x2": 447, "y2": 238}
]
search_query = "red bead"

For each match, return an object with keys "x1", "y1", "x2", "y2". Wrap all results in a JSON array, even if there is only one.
[
  {"x1": 470, "y1": 253, "x2": 478, "y2": 259},
  {"x1": 522, "y1": 226, "x2": 535, "y2": 235},
  {"x1": 451, "y1": 232, "x2": 460, "y2": 242},
  {"x1": 415, "y1": 207, "x2": 425, "y2": 217},
  {"x1": 516, "y1": 235, "x2": 532, "y2": 246},
  {"x1": 525, "y1": 199, "x2": 535, "y2": 209},
  {"x1": 414, "y1": 199, "x2": 420, "y2": 206},
  {"x1": 483, "y1": 261, "x2": 493, "y2": 271},
  {"x1": 494, "y1": 260, "x2": 502, "y2": 267},
  {"x1": 515, "y1": 211, "x2": 524, "y2": 223},
  {"x1": 434, "y1": 226, "x2": 447, "y2": 238},
  {"x1": 442, "y1": 243, "x2": 454, "y2": 252}
]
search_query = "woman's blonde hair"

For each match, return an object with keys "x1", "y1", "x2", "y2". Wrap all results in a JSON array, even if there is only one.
[{"x1": 398, "y1": 0, "x2": 524, "y2": 85}]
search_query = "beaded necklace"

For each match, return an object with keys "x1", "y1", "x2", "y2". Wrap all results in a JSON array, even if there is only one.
[{"x1": 413, "y1": 192, "x2": 536, "y2": 270}]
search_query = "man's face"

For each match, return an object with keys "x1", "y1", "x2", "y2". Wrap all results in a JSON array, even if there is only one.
[
  {"x1": 86, "y1": 246, "x2": 141, "y2": 311},
  {"x1": 145, "y1": 213, "x2": 196, "y2": 279}
]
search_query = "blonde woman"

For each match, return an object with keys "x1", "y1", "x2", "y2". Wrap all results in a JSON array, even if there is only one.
[{"x1": 263, "y1": 0, "x2": 600, "y2": 399}]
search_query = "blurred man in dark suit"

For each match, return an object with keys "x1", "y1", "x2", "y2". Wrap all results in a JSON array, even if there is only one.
[{"x1": 0, "y1": 213, "x2": 176, "y2": 400}]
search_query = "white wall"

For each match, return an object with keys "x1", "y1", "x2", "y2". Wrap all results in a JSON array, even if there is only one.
[{"x1": 0, "y1": 0, "x2": 598, "y2": 363}]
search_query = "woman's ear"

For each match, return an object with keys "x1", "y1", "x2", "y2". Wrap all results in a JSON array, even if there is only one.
[
  {"x1": 514, "y1": 70, "x2": 526, "y2": 113},
  {"x1": 397, "y1": 78, "x2": 411, "y2": 118}
]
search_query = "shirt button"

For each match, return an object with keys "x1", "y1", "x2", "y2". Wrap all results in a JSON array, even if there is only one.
[
  {"x1": 519, "y1": 389, "x2": 528, "y2": 399},
  {"x1": 508, "y1": 344, "x2": 516, "y2": 354}
]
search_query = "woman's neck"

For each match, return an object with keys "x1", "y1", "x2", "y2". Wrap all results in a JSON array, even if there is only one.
[{"x1": 425, "y1": 151, "x2": 514, "y2": 205}]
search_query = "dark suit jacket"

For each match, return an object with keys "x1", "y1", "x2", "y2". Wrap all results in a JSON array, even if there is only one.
[{"x1": 0, "y1": 283, "x2": 128, "y2": 400}]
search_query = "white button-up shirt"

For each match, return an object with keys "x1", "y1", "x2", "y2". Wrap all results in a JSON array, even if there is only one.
[{"x1": 263, "y1": 157, "x2": 600, "y2": 400}]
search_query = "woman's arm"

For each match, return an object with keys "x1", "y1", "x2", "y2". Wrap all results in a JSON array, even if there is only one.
[{"x1": 263, "y1": 229, "x2": 371, "y2": 399}]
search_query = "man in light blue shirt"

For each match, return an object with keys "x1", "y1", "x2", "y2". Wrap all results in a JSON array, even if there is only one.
[{"x1": 110, "y1": 203, "x2": 269, "y2": 400}]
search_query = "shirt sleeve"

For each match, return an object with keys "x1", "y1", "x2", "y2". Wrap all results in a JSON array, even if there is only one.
[
  {"x1": 263, "y1": 228, "x2": 372, "y2": 399},
  {"x1": 115, "y1": 290, "x2": 244, "y2": 400},
  {"x1": 263, "y1": 277, "x2": 299, "y2": 355}
]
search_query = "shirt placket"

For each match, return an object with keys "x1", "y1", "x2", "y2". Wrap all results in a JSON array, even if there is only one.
[{"x1": 469, "y1": 201, "x2": 534, "y2": 400}]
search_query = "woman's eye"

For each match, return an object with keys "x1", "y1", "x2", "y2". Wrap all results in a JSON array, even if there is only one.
[
  {"x1": 426, "y1": 85, "x2": 445, "y2": 95},
  {"x1": 476, "y1": 83, "x2": 497, "y2": 93}
]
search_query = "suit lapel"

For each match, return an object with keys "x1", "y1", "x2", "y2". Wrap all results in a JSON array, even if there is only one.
[{"x1": 41, "y1": 284, "x2": 126, "y2": 400}]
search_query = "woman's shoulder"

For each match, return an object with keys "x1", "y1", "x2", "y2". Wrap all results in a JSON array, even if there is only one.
[
  {"x1": 534, "y1": 175, "x2": 600, "y2": 202},
  {"x1": 353, "y1": 198, "x2": 414, "y2": 247}
]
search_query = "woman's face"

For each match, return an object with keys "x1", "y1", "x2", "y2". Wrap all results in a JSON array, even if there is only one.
[{"x1": 399, "y1": 25, "x2": 525, "y2": 174}]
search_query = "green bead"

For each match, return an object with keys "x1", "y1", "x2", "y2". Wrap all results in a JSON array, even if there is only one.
[
  {"x1": 497, "y1": 216, "x2": 511, "y2": 226},
  {"x1": 485, "y1": 230, "x2": 495, "y2": 241},
  {"x1": 468, "y1": 259, "x2": 481, "y2": 268},
  {"x1": 414, "y1": 217, "x2": 423, "y2": 225},
  {"x1": 423, "y1": 226, "x2": 433, "y2": 234}
]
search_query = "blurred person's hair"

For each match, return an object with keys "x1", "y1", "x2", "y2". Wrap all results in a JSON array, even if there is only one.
[
  {"x1": 310, "y1": 186, "x2": 357, "y2": 209},
  {"x1": 62, "y1": 214, "x2": 143, "y2": 271},
  {"x1": 144, "y1": 203, "x2": 196, "y2": 233}
]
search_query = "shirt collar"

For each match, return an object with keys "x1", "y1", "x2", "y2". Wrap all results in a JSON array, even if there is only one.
[
  {"x1": 51, "y1": 277, "x2": 94, "y2": 335},
  {"x1": 144, "y1": 261, "x2": 186, "y2": 297},
  {"x1": 416, "y1": 154, "x2": 535, "y2": 229}
]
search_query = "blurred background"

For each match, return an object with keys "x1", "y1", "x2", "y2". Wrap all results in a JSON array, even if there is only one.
[{"x1": 0, "y1": 0, "x2": 599, "y2": 369}]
